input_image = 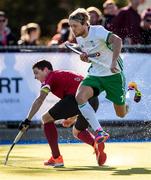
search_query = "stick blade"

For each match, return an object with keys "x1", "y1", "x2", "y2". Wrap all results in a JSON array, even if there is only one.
[
  {"x1": 4, "y1": 129, "x2": 27, "y2": 165},
  {"x1": 4, "y1": 143, "x2": 15, "y2": 165},
  {"x1": 65, "y1": 42, "x2": 82, "y2": 55}
]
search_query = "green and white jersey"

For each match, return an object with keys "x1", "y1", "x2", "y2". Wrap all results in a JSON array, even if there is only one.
[{"x1": 76, "y1": 25, "x2": 123, "y2": 77}]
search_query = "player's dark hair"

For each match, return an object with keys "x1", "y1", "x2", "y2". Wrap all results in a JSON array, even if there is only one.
[{"x1": 32, "y1": 60, "x2": 53, "y2": 71}]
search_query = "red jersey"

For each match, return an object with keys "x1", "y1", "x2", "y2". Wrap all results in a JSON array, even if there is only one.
[{"x1": 41, "y1": 70, "x2": 83, "y2": 99}]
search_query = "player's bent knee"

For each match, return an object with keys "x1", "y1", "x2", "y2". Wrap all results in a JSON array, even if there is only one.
[
  {"x1": 42, "y1": 113, "x2": 54, "y2": 124},
  {"x1": 114, "y1": 104, "x2": 127, "y2": 118},
  {"x1": 76, "y1": 94, "x2": 87, "y2": 104},
  {"x1": 116, "y1": 112, "x2": 126, "y2": 118}
]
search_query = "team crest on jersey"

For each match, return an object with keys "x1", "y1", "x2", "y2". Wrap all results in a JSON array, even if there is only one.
[
  {"x1": 74, "y1": 77, "x2": 81, "y2": 81},
  {"x1": 89, "y1": 52, "x2": 101, "y2": 58},
  {"x1": 90, "y1": 40, "x2": 95, "y2": 47}
]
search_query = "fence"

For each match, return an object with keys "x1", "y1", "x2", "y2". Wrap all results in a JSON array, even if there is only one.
[{"x1": 0, "y1": 46, "x2": 151, "y2": 123}]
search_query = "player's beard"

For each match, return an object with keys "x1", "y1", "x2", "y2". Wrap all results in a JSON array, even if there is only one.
[{"x1": 75, "y1": 28, "x2": 87, "y2": 37}]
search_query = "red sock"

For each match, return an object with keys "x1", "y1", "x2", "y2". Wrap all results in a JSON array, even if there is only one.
[
  {"x1": 77, "y1": 129, "x2": 95, "y2": 146},
  {"x1": 44, "y1": 122, "x2": 60, "y2": 158}
]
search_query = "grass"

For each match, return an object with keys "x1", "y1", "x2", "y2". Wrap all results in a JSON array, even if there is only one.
[{"x1": 0, "y1": 143, "x2": 151, "y2": 180}]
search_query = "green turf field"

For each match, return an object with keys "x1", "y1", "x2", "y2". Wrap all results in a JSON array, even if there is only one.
[{"x1": 0, "y1": 143, "x2": 151, "y2": 180}]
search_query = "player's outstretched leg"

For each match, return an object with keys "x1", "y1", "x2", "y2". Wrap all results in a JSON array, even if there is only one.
[
  {"x1": 128, "y1": 82, "x2": 142, "y2": 103},
  {"x1": 74, "y1": 128, "x2": 107, "y2": 166},
  {"x1": 43, "y1": 121, "x2": 64, "y2": 167},
  {"x1": 95, "y1": 128, "x2": 110, "y2": 143},
  {"x1": 93, "y1": 141, "x2": 107, "y2": 166}
]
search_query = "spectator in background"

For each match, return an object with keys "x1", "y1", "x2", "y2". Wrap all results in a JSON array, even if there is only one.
[
  {"x1": 140, "y1": 8, "x2": 151, "y2": 45},
  {"x1": 0, "y1": 11, "x2": 16, "y2": 46},
  {"x1": 86, "y1": 7, "x2": 103, "y2": 25},
  {"x1": 18, "y1": 25, "x2": 27, "y2": 44},
  {"x1": 47, "y1": 19, "x2": 70, "y2": 46},
  {"x1": 18, "y1": 23, "x2": 41, "y2": 45},
  {"x1": 103, "y1": 0, "x2": 118, "y2": 31},
  {"x1": 112, "y1": 0, "x2": 142, "y2": 45}
]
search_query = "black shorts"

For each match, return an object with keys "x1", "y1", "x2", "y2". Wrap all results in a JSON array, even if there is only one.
[{"x1": 48, "y1": 94, "x2": 99, "y2": 131}]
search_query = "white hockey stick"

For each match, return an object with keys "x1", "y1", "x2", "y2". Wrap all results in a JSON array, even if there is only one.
[
  {"x1": 4, "y1": 127, "x2": 28, "y2": 165},
  {"x1": 65, "y1": 42, "x2": 110, "y2": 68}
]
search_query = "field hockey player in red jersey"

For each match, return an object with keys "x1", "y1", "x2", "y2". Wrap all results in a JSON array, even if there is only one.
[{"x1": 19, "y1": 60, "x2": 107, "y2": 167}]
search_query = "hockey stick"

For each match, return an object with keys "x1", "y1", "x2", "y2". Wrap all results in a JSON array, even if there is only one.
[
  {"x1": 65, "y1": 42, "x2": 110, "y2": 68},
  {"x1": 4, "y1": 127, "x2": 28, "y2": 165}
]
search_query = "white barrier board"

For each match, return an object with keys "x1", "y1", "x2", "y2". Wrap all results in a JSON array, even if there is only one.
[{"x1": 0, "y1": 52, "x2": 150, "y2": 121}]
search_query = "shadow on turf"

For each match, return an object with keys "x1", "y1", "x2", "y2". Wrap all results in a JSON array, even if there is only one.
[
  {"x1": 55, "y1": 166, "x2": 151, "y2": 175},
  {"x1": 3, "y1": 164, "x2": 151, "y2": 176},
  {"x1": 111, "y1": 167, "x2": 151, "y2": 175},
  {"x1": 55, "y1": 165, "x2": 116, "y2": 171}
]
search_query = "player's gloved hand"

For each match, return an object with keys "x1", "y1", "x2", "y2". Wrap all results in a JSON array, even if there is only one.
[{"x1": 19, "y1": 119, "x2": 31, "y2": 130}]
